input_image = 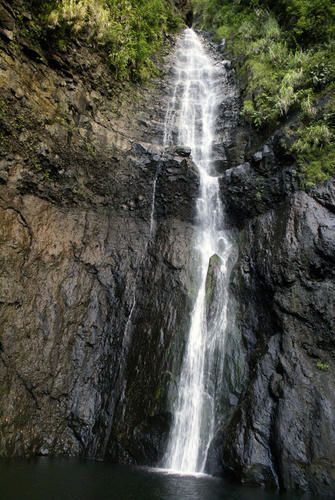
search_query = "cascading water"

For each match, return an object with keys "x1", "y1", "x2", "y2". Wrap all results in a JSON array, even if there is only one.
[{"x1": 163, "y1": 29, "x2": 234, "y2": 473}]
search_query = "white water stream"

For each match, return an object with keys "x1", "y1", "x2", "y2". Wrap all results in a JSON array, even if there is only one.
[{"x1": 163, "y1": 29, "x2": 233, "y2": 474}]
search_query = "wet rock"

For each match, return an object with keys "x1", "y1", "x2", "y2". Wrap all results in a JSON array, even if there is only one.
[
  {"x1": 221, "y1": 159, "x2": 298, "y2": 224},
  {"x1": 0, "y1": 4, "x2": 14, "y2": 31},
  {"x1": 252, "y1": 151, "x2": 263, "y2": 163},
  {"x1": 21, "y1": 43, "x2": 43, "y2": 62},
  {"x1": 0, "y1": 28, "x2": 13, "y2": 41},
  {"x1": 14, "y1": 88, "x2": 24, "y2": 100},
  {"x1": 129, "y1": 413, "x2": 172, "y2": 465},
  {"x1": 0, "y1": 4, "x2": 195, "y2": 467},
  {"x1": 215, "y1": 182, "x2": 335, "y2": 496},
  {"x1": 132, "y1": 143, "x2": 148, "y2": 155},
  {"x1": 205, "y1": 254, "x2": 222, "y2": 323},
  {"x1": 175, "y1": 146, "x2": 191, "y2": 157},
  {"x1": 269, "y1": 373, "x2": 284, "y2": 400}
]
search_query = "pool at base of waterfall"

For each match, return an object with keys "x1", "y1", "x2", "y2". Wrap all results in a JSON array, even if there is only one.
[{"x1": 0, "y1": 458, "x2": 309, "y2": 499}]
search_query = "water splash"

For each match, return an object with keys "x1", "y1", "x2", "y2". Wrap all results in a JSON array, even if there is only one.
[{"x1": 163, "y1": 29, "x2": 234, "y2": 473}]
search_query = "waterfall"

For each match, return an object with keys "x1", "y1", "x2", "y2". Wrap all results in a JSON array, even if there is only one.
[{"x1": 163, "y1": 29, "x2": 234, "y2": 473}]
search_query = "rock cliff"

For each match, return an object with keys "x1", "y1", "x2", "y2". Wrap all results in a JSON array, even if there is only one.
[
  {"x1": 0, "y1": 1, "x2": 334, "y2": 497},
  {"x1": 212, "y1": 135, "x2": 335, "y2": 497},
  {"x1": 0, "y1": 0, "x2": 198, "y2": 461}
]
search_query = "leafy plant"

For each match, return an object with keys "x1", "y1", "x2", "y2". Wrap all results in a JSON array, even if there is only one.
[
  {"x1": 47, "y1": 0, "x2": 111, "y2": 41},
  {"x1": 34, "y1": 0, "x2": 181, "y2": 81},
  {"x1": 291, "y1": 122, "x2": 334, "y2": 186},
  {"x1": 192, "y1": 0, "x2": 335, "y2": 185},
  {"x1": 292, "y1": 124, "x2": 333, "y2": 153},
  {"x1": 316, "y1": 360, "x2": 330, "y2": 371}
]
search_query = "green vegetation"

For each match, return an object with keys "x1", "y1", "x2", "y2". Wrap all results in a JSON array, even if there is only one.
[
  {"x1": 192, "y1": 0, "x2": 335, "y2": 185},
  {"x1": 316, "y1": 360, "x2": 330, "y2": 371},
  {"x1": 30, "y1": 0, "x2": 181, "y2": 81},
  {"x1": 265, "y1": 0, "x2": 335, "y2": 46},
  {"x1": 291, "y1": 120, "x2": 334, "y2": 186}
]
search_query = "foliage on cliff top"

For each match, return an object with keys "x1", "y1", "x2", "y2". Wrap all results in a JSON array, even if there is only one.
[
  {"x1": 192, "y1": 0, "x2": 335, "y2": 186},
  {"x1": 30, "y1": 0, "x2": 181, "y2": 81}
]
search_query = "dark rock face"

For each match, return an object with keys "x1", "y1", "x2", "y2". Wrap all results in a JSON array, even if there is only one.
[
  {"x1": 220, "y1": 132, "x2": 299, "y2": 223},
  {"x1": 214, "y1": 138, "x2": 335, "y2": 495},
  {"x1": 0, "y1": 1, "x2": 198, "y2": 462}
]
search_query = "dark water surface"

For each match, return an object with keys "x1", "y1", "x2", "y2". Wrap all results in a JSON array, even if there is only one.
[{"x1": 0, "y1": 458, "x2": 312, "y2": 500}]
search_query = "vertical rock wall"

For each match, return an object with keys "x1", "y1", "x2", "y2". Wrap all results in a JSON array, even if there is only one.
[
  {"x1": 0, "y1": 2, "x2": 198, "y2": 460},
  {"x1": 216, "y1": 139, "x2": 335, "y2": 496}
]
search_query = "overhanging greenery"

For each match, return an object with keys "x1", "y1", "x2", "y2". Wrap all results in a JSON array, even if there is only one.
[
  {"x1": 192, "y1": 0, "x2": 335, "y2": 186},
  {"x1": 30, "y1": 0, "x2": 181, "y2": 81}
]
